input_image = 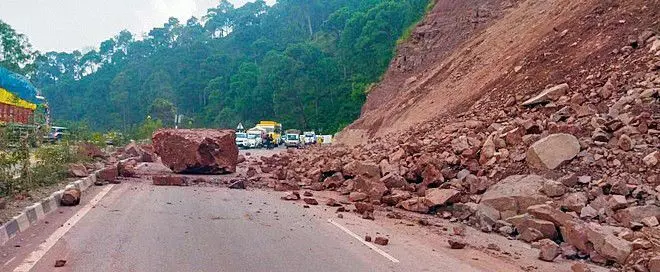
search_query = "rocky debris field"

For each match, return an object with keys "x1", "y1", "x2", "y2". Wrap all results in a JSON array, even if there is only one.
[{"x1": 244, "y1": 28, "x2": 660, "y2": 271}]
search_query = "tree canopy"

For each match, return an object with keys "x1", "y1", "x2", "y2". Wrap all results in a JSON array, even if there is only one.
[{"x1": 32, "y1": 0, "x2": 430, "y2": 134}]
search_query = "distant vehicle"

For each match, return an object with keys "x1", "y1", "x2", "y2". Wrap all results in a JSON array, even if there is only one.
[
  {"x1": 303, "y1": 131, "x2": 316, "y2": 145},
  {"x1": 246, "y1": 128, "x2": 266, "y2": 148},
  {"x1": 235, "y1": 132, "x2": 248, "y2": 148},
  {"x1": 284, "y1": 129, "x2": 302, "y2": 148},
  {"x1": 255, "y1": 121, "x2": 283, "y2": 146},
  {"x1": 44, "y1": 126, "x2": 68, "y2": 143}
]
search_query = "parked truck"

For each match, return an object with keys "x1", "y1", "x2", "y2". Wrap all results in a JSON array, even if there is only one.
[
  {"x1": 255, "y1": 121, "x2": 283, "y2": 146},
  {"x1": 0, "y1": 67, "x2": 49, "y2": 145}
]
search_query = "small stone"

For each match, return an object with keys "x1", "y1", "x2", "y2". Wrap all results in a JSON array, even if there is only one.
[
  {"x1": 618, "y1": 135, "x2": 634, "y2": 151},
  {"x1": 487, "y1": 243, "x2": 501, "y2": 251},
  {"x1": 542, "y1": 180, "x2": 567, "y2": 197},
  {"x1": 571, "y1": 263, "x2": 592, "y2": 272},
  {"x1": 365, "y1": 235, "x2": 372, "y2": 242},
  {"x1": 55, "y1": 260, "x2": 67, "y2": 267},
  {"x1": 448, "y1": 238, "x2": 467, "y2": 249},
  {"x1": 643, "y1": 151, "x2": 659, "y2": 167},
  {"x1": 228, "y1": 179, "x2": 246, "y2": 189},
  {"x1": 326, "y1": 198, "x2": 341, "y2": 207},
  {"x1": 374, "y1": 236, "x2": 389, "y2": 246},
  {"x1": 337, "y1": 213, "x2": 344, "y2": 218},
  {"x1": 303, "y1": 198, "x2": 319, "y2": 205}
]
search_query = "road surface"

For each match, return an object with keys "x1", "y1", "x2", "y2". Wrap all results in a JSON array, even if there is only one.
[{"x1": 0, "y1": 179, "x2": 530, "y2": 272}]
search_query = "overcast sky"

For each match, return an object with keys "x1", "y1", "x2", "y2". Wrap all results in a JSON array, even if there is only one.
[{"x1": 0, "y1": 0, "x2": 275, "y2": 53}]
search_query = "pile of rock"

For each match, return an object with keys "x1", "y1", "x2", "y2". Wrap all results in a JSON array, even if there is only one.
[{"x1": 250, "y1": 29, "x2": 660, "y2": 270}]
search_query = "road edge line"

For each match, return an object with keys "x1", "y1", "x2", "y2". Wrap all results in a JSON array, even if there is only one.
[
  {"x1": 328, "y1": 219, "x2": 400, "y2": 263},
  {"x1": 13, "y1": 184, "x2": 115, "y2": 272}
]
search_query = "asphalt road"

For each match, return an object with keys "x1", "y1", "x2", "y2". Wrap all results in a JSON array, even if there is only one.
[{"x1": 1, "y1": 180, "x2": 524, "y2": 272}]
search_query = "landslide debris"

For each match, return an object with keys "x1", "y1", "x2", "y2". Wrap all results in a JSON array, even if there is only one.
[{"x1": 247, "y1": 0, "x2": 660, "y2": 270}]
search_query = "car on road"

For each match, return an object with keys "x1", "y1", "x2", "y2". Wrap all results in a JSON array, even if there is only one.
[
  {"x1": 235, "y1": 132, "x2": 248, "y2": 148},
  {"x1": 284, "y1": 130, "x2": 302, "y2": 148},
  {"x1": 43, "y1": 126, "x2": 68, "y2": 143},
  {"x1": 303, "y1": 131, "x2": 316, "y2": 145}
]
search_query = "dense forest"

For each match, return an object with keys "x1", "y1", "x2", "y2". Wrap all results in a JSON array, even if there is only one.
[{"x1": 10, "y1": 0, "x2": 431, "y2": 134}]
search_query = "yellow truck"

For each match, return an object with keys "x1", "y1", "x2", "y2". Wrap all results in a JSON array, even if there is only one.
[{"x1": 255, "y1": 121, "x2": 283, "y2": 145}]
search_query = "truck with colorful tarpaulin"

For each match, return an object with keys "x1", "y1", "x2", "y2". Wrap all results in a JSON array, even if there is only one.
[{"x1": 0, "y1": 67, "x2": 41, "y2": 125}]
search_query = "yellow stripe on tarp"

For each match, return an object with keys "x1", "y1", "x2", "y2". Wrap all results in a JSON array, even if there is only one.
[{"x1": 0, "y1": 87, "x2": 37, "y2": 110}]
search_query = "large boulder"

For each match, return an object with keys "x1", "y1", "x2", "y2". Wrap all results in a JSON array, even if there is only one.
[
  {"x1": 480, "y1": 175, "x2": 550, "y2": 219},
  {"x1": 527, "y1": 134, "x2": 580, "y2": 170},
  {"x1": 153, "y1": 129, "x2": 238, "y2": 174}
]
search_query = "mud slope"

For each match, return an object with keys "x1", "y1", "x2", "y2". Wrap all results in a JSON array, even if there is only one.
[{"x1": 338, "y1": 0, "x2": 659, "y2": 144}]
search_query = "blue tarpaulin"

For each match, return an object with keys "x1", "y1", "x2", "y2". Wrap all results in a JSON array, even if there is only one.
[{"x1": 0, "y1": 66, "x2": 39, "y2": 104}]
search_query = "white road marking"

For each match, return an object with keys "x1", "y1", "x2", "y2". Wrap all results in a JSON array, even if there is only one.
[
  {"x1": 13, "y1": 185, "x2": 115, "y2": 272},
  {"x1": 328, "y1": 219, "x2": 400, "y2": 263},
  {"x1": 4, "y1": 256, "x2": 16, "y2": 266}
]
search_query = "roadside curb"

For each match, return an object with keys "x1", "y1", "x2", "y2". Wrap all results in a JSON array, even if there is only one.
[{"x1": 0, "y1": 164, "x2": 109, "y2": 246}]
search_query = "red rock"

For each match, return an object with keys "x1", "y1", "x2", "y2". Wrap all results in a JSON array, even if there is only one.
[
  {"x1": 397, "y1": 197, "x2": 432, "y2": 213},
  {"x1": 585, "y1": 223, "x2": 632, "y2": 264},
  {"x1": 348, "y1": 192, "x2": 368, "y2": 202},
  {"x1": 382, "y1": 190, "x2": 412, "y2": 206},
  {"x1": 322, "y1": 172, "x2": 344, "y2": 189},
  {"x1": 571, "y1": 263, "x2": 592, "y2": 272},
  {"x1": 516, "y1": 218, "x2": 557, "y2": 242},
  {"x1": 54, "y1": 260, "x2": 67, "y2": 267},
  {"x1": 354, "y1": 176, "x2": 388, "y2": 201},
  {"x1": 342, "y1": 160, "x2": 380, "y2": 179},
  {"x1": 365, "y1": 235, "x2": 372, "y2": 242},
  {"x1": 424, "y1": 188, "x2": 460, "y2": 206},
  {"x1": 648, "y1": 256, "x2": 660, "y2": 272},
  {"x1": 526, "y1": 133, "x2": 580, "y2": 170},
  {"x1": 560, "y1": 220, "x2": 591, "y2": 253},
  {"x1": 274, "y1": 181, "x2": 299, "y2": 191},
  {"x1": 61, "y1": 188, "x2": 81, "y2": 206},
  {"x1": 228, "y1": 179, "x2": 246, "y2": 189},
  {"x1": 448, "y1": 237, "x2": 467, "y2": 249},
  {"x1": 480, "y1": 175, "x2": 549, "y2": 218},
  {"x1": 68, "y1": 163, "x2": 88, "y2": 177},
  {"x1": 614, "y1": 205, "x2": 660, "y2": 227},
  {"x1": 152, "y1": 175, "x2": 187, "y2": 186},
  {"x1": 380, "y1": 173, "x2": 407, "y2": 189},
  {"x1": 97, "y1": 165, "x2": 119, "y2": 183},
  {"x1": 354, "y1": 202, "x2": 374, "y2": 214},
  {"x1": 527, "y1": 204, "x2": 574, "y2": 227},
  {"x1": 303, "y1": 198, "x2": 318, "y2": 205},
  {"x1": 78, "y1": 143, "x2": 104, "y2": 158},
  {"x1": 538, "y1": 239, "x2": 560, "y2": 262},
  {"x1": 374, "y1": 237, "x2": 389, "y2": 246},
  {"x1": 118, "y1": 160, "x2": 137, "y2": 178},
  {"x1": 152, "y1": 129, "x2": 238, "y2": 174},
  {"x1": 281, "y1": 192, "x2": 300, "y2": 201},
  {"x1": 326, "y1": 198, "x2": 341, "y2": 207}
]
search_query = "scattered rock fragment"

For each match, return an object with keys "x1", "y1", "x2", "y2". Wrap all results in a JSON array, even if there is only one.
[
  {"x1": 448, "y1": 238, "x2": 467, "y2": 249},
  {"x1": 228, "y1": 179, "x2": 246, "y2": 189},
  {"x1": 303, "y1": 198, "x2": 319, "y2": 205},
  {"x1": 54, "y1": 260, "x2": 67, "y2": 267},
  {"x1": 374, "y1": 236, "x2": 389, "y2": 246},
  {"x1": 538, "y1": 239, "x2": 560, "y2": 262},
  {"x1": 61, "y1": 188, "x2": 81, "y2": 206}
]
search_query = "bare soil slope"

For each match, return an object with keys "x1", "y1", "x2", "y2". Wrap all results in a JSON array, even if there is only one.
[{"x1": 338, "y1": 0, "x2": 659, "y2": 144}]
